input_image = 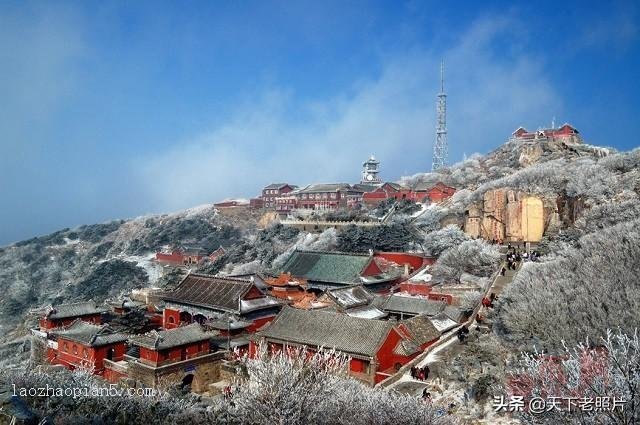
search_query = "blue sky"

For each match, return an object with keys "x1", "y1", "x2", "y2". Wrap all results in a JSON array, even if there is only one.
[{"x1": 1, "y1": 0, "x2": 639, "y2": 244}]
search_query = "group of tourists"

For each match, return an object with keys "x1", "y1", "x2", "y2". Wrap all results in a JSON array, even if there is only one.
[
  {"x1": 411, "y1": 365, "x2": 430, "y2": 381},
  {"x1": 504, "y1": 244, "x2": 541, "y2": 273},
  {"x1": 504, "y1": 244, "x2": 523, "y2": 271}
]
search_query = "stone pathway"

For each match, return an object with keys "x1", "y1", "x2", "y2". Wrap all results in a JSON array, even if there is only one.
[{"x1": 388, "y1": 256, "x2": 521, "y2": 395}]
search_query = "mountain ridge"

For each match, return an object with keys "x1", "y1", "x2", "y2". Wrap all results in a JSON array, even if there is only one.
[{"x1": 0, "y1": 135, "x2": 637, "y2": 366}]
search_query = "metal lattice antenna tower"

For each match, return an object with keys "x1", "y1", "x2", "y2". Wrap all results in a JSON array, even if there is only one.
[{"x1": 432, "y1": 61, "x2": 448, "y2": 171}]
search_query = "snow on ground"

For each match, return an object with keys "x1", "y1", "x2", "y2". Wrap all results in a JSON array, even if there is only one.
[
  {"x1": 410, "y1": 202, "x2": 429, "y2": 218},
  {"x1": 408, "y1": 267, "x2": 432, "y2": 283},
  {"x1": 411, "y1": 201, "x2": 440, "y2": 221},
  {"x1": 181, "y1": 203, "x2": 216, "y2": 218},
  {"x1": 63, "y1": 237, "x2": 81, "y2": 246},
  {"x1": 119, "y1": 253, "x2": 164, "y2": 284}
]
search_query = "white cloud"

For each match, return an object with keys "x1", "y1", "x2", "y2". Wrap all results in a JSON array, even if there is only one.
[{"x1": 137, "y1": 16, "x2": 563, "y2": 212}]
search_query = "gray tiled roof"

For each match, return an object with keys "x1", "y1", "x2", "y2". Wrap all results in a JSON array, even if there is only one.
[
  {"x1": 51, "y1": 320, "x2": 127, "y2": 347},
  {"x1": 280, "y1": 250, "x2": 371, "y2": 285},
  {"x1": 179, "y1": 244, "x2": 208, "y2": 255},
  {"x1": 129, "y1": 323, "x2": 214, "y2": 350},
  {"x1": 326, "y1": 285, "x2": 375, "y2": 309},
  {"x1": 46, "y1": 300, "x2": 108, "y2": 320},
  {"x1": 255, "y1": 307, "x2": 393, "y2": 358},
  {"x1": 344, "y1": 305, "x2": 387, "y2": 320},
  {"x1": 351, "y1": 184, "x2": 379, "y2": 193},
  {"x1": 430, "y1": 312, "x2": 459, "y2": 333},
  {"x1": 264, "y1": 183, "x2": 294, "y2": 190},
  {"x1": 383, "y1": 182, "x2": 404, "y2": 190},
  {"x1": 162, "y1": 273, "x2": 255, "y2": 313},
  {"x1": 381, "y1": 295, "x2": 446, "y2": 316},
  {"x1": 400, "y1": 314, "x2": 440, "y2": 346},
  {"x1": 294, "y1": 183, "x2": 353, "y2": 194},
  {"x1": 226, "y1": 273, "x2": 269, "y2": 290},
  {"x1": 444, "y1": 305, "x2": 465, "y2": 323},
  {"x1": 205, "y1": 318, "x2": 252, "y2": 330}
]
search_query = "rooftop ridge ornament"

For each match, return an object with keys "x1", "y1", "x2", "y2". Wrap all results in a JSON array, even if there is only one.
[{"x1": 432, "y1": 60, "x2": 448, "y2": 171}]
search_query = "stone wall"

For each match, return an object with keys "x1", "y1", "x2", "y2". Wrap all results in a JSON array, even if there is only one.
[{"x1": 126, "y1": 352, "x2": 225, "y2": 393}]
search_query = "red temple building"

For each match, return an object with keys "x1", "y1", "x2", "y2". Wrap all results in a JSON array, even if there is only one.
[
  {"x1": 291, "y1": 183, "x2": 365, "y2": 210},
  {"x1": 156, "y1": 244, "x2": 222, "y2": 266},
  {"x1": 48, "y1": 320, "x2": 127, "y2": 375},
  {"x1": 419, "y1": 182, "x2": 457, "y2": 203},
  {"x1": 250, "y1": 306, "x2": 440, "y2": 385},
  {"x1": 128, "y1": 323, "x2": 215, "y2": 367},
  {"x1": 39, "y1": 301, "x2": 108, "y2": 330},
  {"x1": 102, "y1": 324, "x2": 226, "y2": 391},
  {"x1": 261, "y1": 183, "x2": 297, "y2": 209},
  {"x1": 249, "y1": 197, "x2": 264, "y2": 209},
  {"x1": 510, "y1": 123, "x2": 582, "y2": 144},
  {"x1": 362, "y1": 182, "x2": 456, "y2": 206},
  {"x1": 274, "y1": 195, "x2": 298, "y2": 214},
  {"x1": 362, "y1": 182, "x2": 412, "y2": 206},
  {"x1": 161, "y1": 273, "x2": 282, "y2": 334},
  {"x1": 263, "y1": 273, "x2": 312, "y2": 303}
]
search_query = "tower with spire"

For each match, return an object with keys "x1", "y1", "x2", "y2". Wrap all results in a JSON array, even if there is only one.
[{"x1": 432, "y1": 61, "x2": 448, "y2": 171}]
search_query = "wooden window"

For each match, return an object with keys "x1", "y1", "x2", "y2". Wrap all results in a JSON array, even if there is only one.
[
  {"x1": 83, "y1": 348, "x2": 89, "y2": 358},
  {"x1": 73, "y1": 345, "x2": 78, "y2": 355}
]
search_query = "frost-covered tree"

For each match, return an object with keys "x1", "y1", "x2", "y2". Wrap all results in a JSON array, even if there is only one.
[
  {"x1": 599, "y1": 148, "x2": 640, "y2": 174},
  {"x1": 507, "y1": 329, "x2": 640, "y2": 425},
  {"x1": 576, "y1": 195, "x2": 640, "y2": 233},
  {"x1": 337, "y1": 223, "x2": 420, "y2": 253},
  {"x1": 271, "y1": 228, "x2": 338, "y2": 270},
  {"x1": 5, "y1": 366, "x2": 210, "y2": 424},
  {"x1": 460, "y1": 291, "x2": 483, "y2": 313},
  {"x1": 496, "y1": 218, "x2": 640, "y2": 352},
  {"x1": 228, "y1": 344, "x2": 454, "y2": 425},
  {"x1": 230, "y1": 259, "x2": 264, "y2": 275},
  {"x1": 8, "y1": 346, "x2": 456, "y2": 424},
  {"x1": 432, "y1": 239, "x2": 501, "y2": 282},
  {"x1": 422, "y1": 225, "x2": 470, "y2": 257},
  {"x1": 413, "y1": 206, "x2": 448, "y2": 233}
]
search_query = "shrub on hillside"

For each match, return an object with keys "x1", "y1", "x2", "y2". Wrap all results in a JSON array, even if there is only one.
[
  {"x1": 422, "y1": 225, "x2": 469, "y2": 257},
  {"x1": 431, "y1": 239, "x2": 500, "y2": 282},
  {"x1": 495, "y1": 218, "x2": 640, "y2": 352},
  {"x1": 509, "y1": 329, "x2": 640, "y2": 424},
  {"x1": 71, "y1": 259, "x2": 148, "y2": 300},
  {"x1": 337, "y1": 223, "x2": 419, "y2": 253}
]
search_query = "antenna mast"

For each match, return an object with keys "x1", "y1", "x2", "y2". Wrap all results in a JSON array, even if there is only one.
[{"x1": 432, "y1": 60, "x2": 448, "y2": 171}]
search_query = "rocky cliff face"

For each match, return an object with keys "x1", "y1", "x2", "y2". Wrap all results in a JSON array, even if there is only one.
[{"x1": 463, "y1": 189, "x2": 545, "y2": 242}]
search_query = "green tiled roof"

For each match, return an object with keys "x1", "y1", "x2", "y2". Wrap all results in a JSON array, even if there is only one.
[{"x1": 280, "y1": 250, "x2": 371, "y2": 284}]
